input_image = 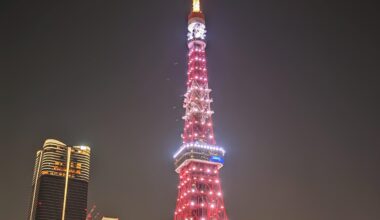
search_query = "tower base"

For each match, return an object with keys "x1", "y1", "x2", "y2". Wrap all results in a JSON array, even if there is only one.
[{"x1": 174, "y1": 161, "x2": 228, "y2": 220}]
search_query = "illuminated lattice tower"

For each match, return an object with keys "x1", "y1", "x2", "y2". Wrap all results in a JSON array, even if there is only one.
[{"x1": 173, "y1": 1, "x2": 228, "y2": 219}]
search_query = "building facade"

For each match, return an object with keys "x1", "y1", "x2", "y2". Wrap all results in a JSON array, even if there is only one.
[
  {"x1": 28, "y1": 139, "x2": 91, "y2": 220},
  {"x1": 173, "y1": 0, "x2": 229, "y2": 219}
]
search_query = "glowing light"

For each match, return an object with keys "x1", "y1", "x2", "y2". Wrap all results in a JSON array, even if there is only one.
[
  {"x1": 187, "y1": 22, "x2": 206, "y2": 40},
  {"x1": 193, "y1": 0, "x2": 200, "y2": 12},
  {"x1": 173, "y1": 142, "x2": 226, "y2": 158}
]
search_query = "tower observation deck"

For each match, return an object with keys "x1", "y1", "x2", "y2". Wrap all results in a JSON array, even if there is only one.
[{"x1": 173, "y1": 1, "x2": 229, "y2": 219}]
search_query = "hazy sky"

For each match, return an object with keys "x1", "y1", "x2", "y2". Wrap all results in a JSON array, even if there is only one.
[{"x1": 1, "y1": 0, "x2": 379, "y2": 219}]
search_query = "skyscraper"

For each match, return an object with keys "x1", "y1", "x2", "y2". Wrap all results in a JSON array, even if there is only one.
[
  {"x1": 28, "y1": 139, "x2": 91, "y2": 220},
  {"x1": 173, "y1": 0, "x2": 229, "y2": 219}
]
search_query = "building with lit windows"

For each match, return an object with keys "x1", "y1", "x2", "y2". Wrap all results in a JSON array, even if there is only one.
[{"x1": 28, "y1": 139, "x2": 91, "y2": 220}]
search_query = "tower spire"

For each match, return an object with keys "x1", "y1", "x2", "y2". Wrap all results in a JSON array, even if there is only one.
[{"x1": 192, "y1": 0, "x2": 201, "y2": 12}]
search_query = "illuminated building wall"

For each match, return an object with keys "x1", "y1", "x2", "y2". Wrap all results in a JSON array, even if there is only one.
[
  {"x1": 102, "y1": 217, "x2": 119, "y2": 220},
  {"x1": 28, "y1": 139, "x2": 91, "y2": 220}
]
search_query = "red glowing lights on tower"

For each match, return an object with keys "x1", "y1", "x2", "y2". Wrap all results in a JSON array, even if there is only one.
[{"x1": 173, "y1": 0, "x2": 229, "y2": 219}]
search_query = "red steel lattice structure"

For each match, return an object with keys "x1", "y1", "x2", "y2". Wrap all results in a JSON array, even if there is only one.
[{"x1": 173, "y1": 1, "x2": 228, "y2": 219}]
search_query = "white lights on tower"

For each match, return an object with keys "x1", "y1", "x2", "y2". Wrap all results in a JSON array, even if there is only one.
[
  {"x1": 173, "y1": 142, "x2": 226, "y2": 159},
  {"x1": 188, "y1": 22, "x2": 206, "y2": 41}
]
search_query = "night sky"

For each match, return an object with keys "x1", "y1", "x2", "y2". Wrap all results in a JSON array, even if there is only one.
[{"x1": 1, "y1": 0, "x2": 379, "y2": 219}]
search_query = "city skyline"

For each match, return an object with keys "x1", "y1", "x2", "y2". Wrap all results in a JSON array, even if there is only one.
[{"x1": 1, "y1": 0, "x2": 379, "y2": 219}]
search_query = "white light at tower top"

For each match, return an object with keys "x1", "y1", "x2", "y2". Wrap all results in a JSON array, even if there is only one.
[
  {"x1": 193, "y1": 0, "x2": 201, "y2": 12},
  {"x1": 188, "y1": 22, "x2": 206, "y2": 41}
]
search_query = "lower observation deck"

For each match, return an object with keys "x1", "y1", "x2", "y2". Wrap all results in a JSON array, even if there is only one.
[{"x1": 174, "y1": 142, "x2": 225, "y2": 173}]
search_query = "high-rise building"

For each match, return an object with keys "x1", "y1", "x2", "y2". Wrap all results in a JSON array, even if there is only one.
[
  {"x1": 173, "y1": 0, "x2": 229, "y2": 219},
  {"x1": 28, "y1": 139, "x2": 91, "y2": 220}
]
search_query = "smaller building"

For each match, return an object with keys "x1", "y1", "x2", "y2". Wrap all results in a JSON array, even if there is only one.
[{"x1": 102, "y1": 217, "x2": 119, "y2": 220}]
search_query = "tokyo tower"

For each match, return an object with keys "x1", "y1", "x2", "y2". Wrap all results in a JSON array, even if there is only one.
[{"x1": 173, "y1": 0, "x2": 229, "y2": 219}]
